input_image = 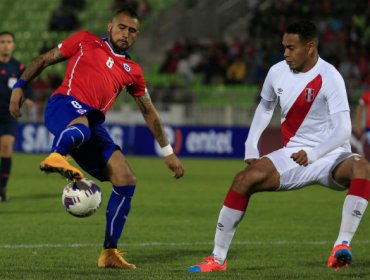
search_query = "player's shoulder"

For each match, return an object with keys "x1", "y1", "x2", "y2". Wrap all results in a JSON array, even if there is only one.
[
  {"x1": 269, "y1": 60, "x2": 287, "y2": 72},
  {"x1": 317, "y1": 57, "x2": 342, "y2": 79},
  {"x1": 83, "y1": 30, "x2": 99, "y2": 39},
  {"x1": 69, "y1": 30, "x2": 99, "y2": 41},
  {"x1": 8, "y1": 57, "x2": 20, "y2": 65},
  {"x1": 267, "y1": 60, "x2": 289, "y2": 78},
  {"x1": 270, "y1": 60, "x2": 290, "y2": 73}
]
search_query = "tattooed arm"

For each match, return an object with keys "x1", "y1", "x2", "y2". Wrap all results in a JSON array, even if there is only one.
[
  {"x1": 135, "y1": 92, "x2": 169, "y2": 147},
  {"x1": 134, "y1": 92, "x2": 185, "y2": 179},
  {"x1": 9, "y1": 47, "x2": 66, "y2": 118}
]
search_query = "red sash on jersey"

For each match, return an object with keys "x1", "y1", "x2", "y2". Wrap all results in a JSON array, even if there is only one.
[{"x1": 281, "y1": 74, "x2": 323, "y2": 145}]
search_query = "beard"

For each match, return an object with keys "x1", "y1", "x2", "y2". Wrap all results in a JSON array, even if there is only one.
[{"x1": 108, "y1": 30, "x2": 129, "y2": 53}]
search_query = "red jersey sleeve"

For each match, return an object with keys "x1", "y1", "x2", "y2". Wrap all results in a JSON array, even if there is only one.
[
  {"x1": 127, "y1": 66, "x2": 147, "y2": 97},
  {"x1": 59, "y1": 30, "x2": 89, "y2": 58}
]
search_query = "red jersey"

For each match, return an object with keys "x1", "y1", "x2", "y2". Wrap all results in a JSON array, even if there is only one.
[
  {"x1": 54, "y1": 30, "x2": 146, "y2": 114},
  {"x1": 360, "y1": 90, "x2": 370, "y2": 128}
]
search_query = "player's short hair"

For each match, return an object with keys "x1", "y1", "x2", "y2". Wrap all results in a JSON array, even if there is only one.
[
  {"x1": 0, "y1": 31, "x2": 15, "y2": 40},
  {"x1": 114, "y1": 6, "x2": 140, "y2": 21},
  {"x1": 286, "y1": 20, "x2": 318, "y2": 44}
]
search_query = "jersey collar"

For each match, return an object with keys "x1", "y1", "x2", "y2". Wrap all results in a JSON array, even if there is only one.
[{"x1": 101, "y1": 37, "x2": 131, "y2": 59}]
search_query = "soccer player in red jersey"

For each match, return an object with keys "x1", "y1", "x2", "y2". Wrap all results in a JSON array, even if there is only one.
[
  {"x1": 9, "y1": 7, "x2": 184, "y2": 268},
  {"x1": 188, "y1": 20, "x2": 370, "y2": 272}
]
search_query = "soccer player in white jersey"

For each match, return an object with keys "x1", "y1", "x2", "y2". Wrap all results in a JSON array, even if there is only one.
[{"x1": 188, "y1": 20, "x2": 370, "y2": 272}]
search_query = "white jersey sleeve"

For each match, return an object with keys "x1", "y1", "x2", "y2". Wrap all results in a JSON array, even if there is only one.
[
  {"x1": 324, "y1": 66, "x2": 349, "y2": 115},
  {"x1": 244, "y1": 99, "x2": 277, "y2": 160},
  {"x1": 260, "y1": 66, "x2": 278, "y2": 102},
  {"x1": 306, "y1": 111, "x2": 351, "y2": 163}
]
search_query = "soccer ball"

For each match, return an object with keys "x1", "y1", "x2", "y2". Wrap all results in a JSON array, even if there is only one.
[{"x1": 62, "y1": 178, "x2": 102, "y2": 218}]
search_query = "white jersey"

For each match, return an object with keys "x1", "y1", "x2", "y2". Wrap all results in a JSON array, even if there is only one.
[{"x1": 261, "y1": 57, "x2": 350, "y2": 151}]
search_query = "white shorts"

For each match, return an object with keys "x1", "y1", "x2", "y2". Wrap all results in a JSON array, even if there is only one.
[{"x1": 265, "y1": 147, "x2": 357, "y2": 191}]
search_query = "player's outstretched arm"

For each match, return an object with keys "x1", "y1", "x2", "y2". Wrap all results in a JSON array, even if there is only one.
[
  {"x1": 134, "y1": 93, "x2": 184, "y2": 179},
  {"x1": 9, "y1": 47, "x2": 66, "y2": 118}
]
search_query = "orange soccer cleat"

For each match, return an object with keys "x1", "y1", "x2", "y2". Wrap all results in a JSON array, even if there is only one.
[
  {"x1": 97, "y1": 248, "x2": 136, "y2": 269},
  {"x1": 40, "y1": 152, "x2": 84, "y2": 181},
  {"x1": 328, "y1": 243, "x2": 352, "y2": 271},
  {"x1": 188, "y1": 255, "x2": 227, "y2": 273}
]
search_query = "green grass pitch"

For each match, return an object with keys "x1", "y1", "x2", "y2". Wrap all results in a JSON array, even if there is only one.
[{"x1": 1, "y1": 153, "x2": 370, "y2": 279}]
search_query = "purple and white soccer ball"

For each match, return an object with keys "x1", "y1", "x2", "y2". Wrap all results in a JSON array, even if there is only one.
[{"x1": 62, "y1": 178, "x2": 102, "y2": 218}]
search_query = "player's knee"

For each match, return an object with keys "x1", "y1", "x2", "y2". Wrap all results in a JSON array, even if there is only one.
[
  {"x1": 69, "y1": 123, "x2": 91, "y2": 146},
  {"x1": 352, "y1": 158, "x2": 370, "y2": 179},
  {"x1": 0, "y1": 137, "x2": 14, "y2": 156},
  {"x1": 111, "y1": 172, "x2": 137, "y2": 186},
  {"x1": 0, "y1": 144, "x2": 13, "y2": 156},
  {"x1": 232, "y1": 167, "x2": 266, "y2": 195}
]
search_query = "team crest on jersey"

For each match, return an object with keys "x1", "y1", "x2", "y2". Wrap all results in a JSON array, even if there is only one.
[
  {"x1": 305, "y1": 88, "x2": 315, "y2": 102},
  {"x1": 77, "y1": 109, "x2": 87, "y2": 115},
  {"x1": 123, "y1": 63, "x2": 131, "y2": 72}
]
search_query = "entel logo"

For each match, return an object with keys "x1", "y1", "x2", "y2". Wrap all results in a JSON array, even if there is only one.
[{"x1": 186, "y1": 130, "x2": 233, "y2": 154}]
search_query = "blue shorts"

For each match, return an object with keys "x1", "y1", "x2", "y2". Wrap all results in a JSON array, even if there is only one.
[
  {"x1": 44, "y1": 94, "x2": 120, "y2": 181},
  {"x1": 0, "y1": 114, "x2": 17, "y2": 137}
]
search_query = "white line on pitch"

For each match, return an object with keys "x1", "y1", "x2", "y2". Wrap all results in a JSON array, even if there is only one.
[{"x1": 1, "y1": 240, "x2": 370, "y2": 249}]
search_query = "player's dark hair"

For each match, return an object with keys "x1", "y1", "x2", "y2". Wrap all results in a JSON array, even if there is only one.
[
  {"x1": 114, "y1": 6, "x2": 140, "y2": 21},
  {"x1": 0, "y1": 31, "x2": 15, "y2": 40},
  {"x1": 286, "y1": 20, "x2": 318, "y2": 44}
]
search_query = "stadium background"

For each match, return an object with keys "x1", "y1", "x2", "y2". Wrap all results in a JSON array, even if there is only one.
[
  {"x1": 0, "y1": 0, "x2": 369, "y2": 158},
  {"x1": 1, "y1": 1, "x2": 370, "y2": 279}
]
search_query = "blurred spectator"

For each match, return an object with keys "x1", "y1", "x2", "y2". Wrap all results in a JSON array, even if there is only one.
[
  {"x1": 246, "y1": 0, "x2": 370, "y2": 91},
  {"x1": 159, "y1": 50, "x2": 179, "y2": 74},
  {"x1": 49, "y1": 5, "x2": 80, "y2": 32},
  {"x1": 157, "y1": 0, "x2": 369, "y2": 92},
  {"x1": 228, "y1": 37, "x2": 243, "y2": 59},
  {"x1": 177, "y1": 53, "x2": 194, "y2": 83},
  {"x1": 138, "y1": 0, "x2": 151, "y2": 19},
  {"x1": 225, "y1": 56, "x2": 247, "y2": 85}
]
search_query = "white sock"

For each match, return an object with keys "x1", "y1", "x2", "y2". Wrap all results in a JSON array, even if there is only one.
[
  {"x1": 213, "y1": 205, "x2": 245, "y2": 263},
  {"x1": 334, "y1": 195, "x2": 368, "y2": 247}
]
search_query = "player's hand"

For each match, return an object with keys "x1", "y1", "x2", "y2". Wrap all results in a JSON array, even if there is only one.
[
  {"x1": 164, "y1": 154, "x2": 184, "y2": 179},
  {"x1": 9, "y1": 88, "x2": 25, "y2": 118},
  {"x1": 290, "y1": 150, "x2": 308, "y2": 166}
]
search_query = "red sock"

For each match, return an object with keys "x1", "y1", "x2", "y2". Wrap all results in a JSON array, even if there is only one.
[
  {"x1": 347, "y1": 178, "x2": 370, "y2": 201},
  {"x1": 223, "y1": 188, "x2": 249, "y2": 211}
]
